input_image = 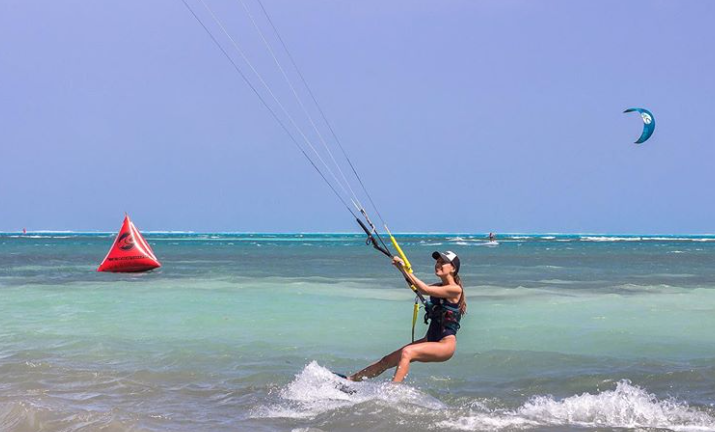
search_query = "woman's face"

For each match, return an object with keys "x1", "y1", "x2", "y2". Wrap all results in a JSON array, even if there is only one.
[{"x1": 434, "y1": 258, "x2": 455, "y2": 277}]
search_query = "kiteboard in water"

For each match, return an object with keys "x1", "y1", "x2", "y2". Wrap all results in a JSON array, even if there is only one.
[
  {"x1": 97, "y1": 215, "x2": 161, "y2": 273},
  {"x1": 331, "y1": 372, "x2": 357, "y2": 394}
]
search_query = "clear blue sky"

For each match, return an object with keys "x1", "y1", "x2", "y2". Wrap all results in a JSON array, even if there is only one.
[{"x1": 1, "y1": 0, "x2": 714, "y2": 233}]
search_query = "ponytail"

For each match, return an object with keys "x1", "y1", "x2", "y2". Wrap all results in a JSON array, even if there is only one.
[{"x1": 454, "y1": 273, "x2": 467, "y2": 315}]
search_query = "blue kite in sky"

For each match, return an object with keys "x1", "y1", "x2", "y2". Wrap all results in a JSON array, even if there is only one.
[{"x1": 624, "y1": 108, "x2": 655, "y2": 144}]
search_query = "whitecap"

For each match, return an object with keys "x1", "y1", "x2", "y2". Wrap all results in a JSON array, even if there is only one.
[
  {"x1": 438, "y1": 380, "x2": 715, "y2": 431},
  {"x1": 251, "y1": 362, "x2": 445, "y2": 420},
  {"x1": 580, "y1": 236, "x2": 643, "y2": 242}
]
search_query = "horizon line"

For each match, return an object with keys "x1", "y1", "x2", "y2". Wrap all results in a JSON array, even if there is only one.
[{"x1": 3, "y1": 231, "x2": 715, "y2": 237}]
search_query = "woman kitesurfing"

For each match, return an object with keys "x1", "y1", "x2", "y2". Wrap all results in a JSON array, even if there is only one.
[
  {"x1": 180, "y1": 0, "x2": 467, "y2": 383},
  {"x1": 345, "y1": 251, "x2": 465, "y2": 383}
]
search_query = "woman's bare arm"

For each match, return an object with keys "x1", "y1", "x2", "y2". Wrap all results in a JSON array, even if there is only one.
[{"x1": 393, "y1": 257, "x2": 461, "y2": 299}]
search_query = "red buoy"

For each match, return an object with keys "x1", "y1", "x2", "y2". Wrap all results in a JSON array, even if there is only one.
[{"x1": 98, "y1": 214, "x2": 161, "y2": 273}]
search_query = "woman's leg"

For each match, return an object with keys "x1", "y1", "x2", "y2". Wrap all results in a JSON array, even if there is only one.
[
  {"x1": 392, "y1": 336, "x2": 456, "y2": 383},
  {"x1": 348, "y1": 338, "x2": 427, "y2": 381}
]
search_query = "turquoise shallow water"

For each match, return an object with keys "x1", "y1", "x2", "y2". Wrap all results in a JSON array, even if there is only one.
[{"x1": 2, "y1": 233, "x2": 715, "y2": 431}]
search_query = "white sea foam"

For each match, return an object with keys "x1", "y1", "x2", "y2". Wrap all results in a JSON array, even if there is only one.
[
  {"x1": 253, "y1": 366, "x2": 715, "y2": 431},
  {"x1": 580, "y1": 236, "x2": 643, "y2": 242},
  {"x1": 25, "y1": 230, "x2": 77, "y2": 233},
  {"x1": 449, "y1": 240, "x2": 499, "y2": 247},
  {"x1": 439, "y1": 380, "x2": 715, "y2": 431},
  {"x1": 538, "y1": 279, "x2": 576, "y2": 285},
  {"x1": 439, "y1": 412, "x2": 541, "y2": 430},
  {"x1": 469, "y1": 241, "x2": 499, "y2": 247},
  {"x1": 612, "y1": 283, "x2": 676, "y2": 292},
  {"x1": 7, "y1": 235, "x2": 74, "y2": 239},
  {"x1": 252, "y1": 362, "x2": 445, "y2": 420},
  {"x1": 647, "y1": 237, "x2": 715, "y2": 242},
  {"x1": 576, "y1": 236, "x2": 715, "y2": 242}
]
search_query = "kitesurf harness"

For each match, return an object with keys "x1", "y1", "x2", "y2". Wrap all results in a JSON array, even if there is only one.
[{"x1": 424, "y1": 291, "x2": 463, "y2": 334}]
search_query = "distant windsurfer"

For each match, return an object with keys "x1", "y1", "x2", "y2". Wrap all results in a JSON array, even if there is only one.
[
  {"x1": 489, "y1": 232, "x2": 495, "y2": 242},
  {"x1": 346, "y1": 251, "x2": 465, "y2": 383}
]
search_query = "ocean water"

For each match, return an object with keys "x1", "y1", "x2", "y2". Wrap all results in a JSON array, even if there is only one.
[{"x1": 1, "y1": 232, "x2": 715, "y2": 431}]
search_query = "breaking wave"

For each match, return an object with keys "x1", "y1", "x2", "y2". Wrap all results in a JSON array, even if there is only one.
[
  {"x1": 440, "y1": 380, "x2": 715, "y2": 431},
  {"x1": 255, "y1": 365, "x2": 715, "y2": 431},
  {"x1": 252, "y1": 361, "x2": 445, "y2": 420}
]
